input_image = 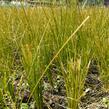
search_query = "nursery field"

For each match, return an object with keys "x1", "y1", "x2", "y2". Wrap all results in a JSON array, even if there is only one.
[{"x1": 1, "y1": 6, "x2": 109, "y2": 109}]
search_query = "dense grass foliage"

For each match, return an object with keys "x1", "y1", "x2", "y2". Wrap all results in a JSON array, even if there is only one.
[{"x1": 0, "y1": 6, "x2": 109, "y2": 109}]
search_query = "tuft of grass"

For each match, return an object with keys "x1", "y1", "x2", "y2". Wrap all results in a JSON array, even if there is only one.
[{"x1": 1, "y1": 4, "x2": 109, "y2": 109}]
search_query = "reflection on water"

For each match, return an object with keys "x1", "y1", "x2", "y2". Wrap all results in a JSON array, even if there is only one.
[{"x1": 0, "y1": 1, "x2": 30, "y2": 7}]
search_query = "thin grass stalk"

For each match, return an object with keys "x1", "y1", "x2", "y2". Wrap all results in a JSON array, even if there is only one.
[{"x1": 28, "y1": 16, "x2": 89, "y2": 101}]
